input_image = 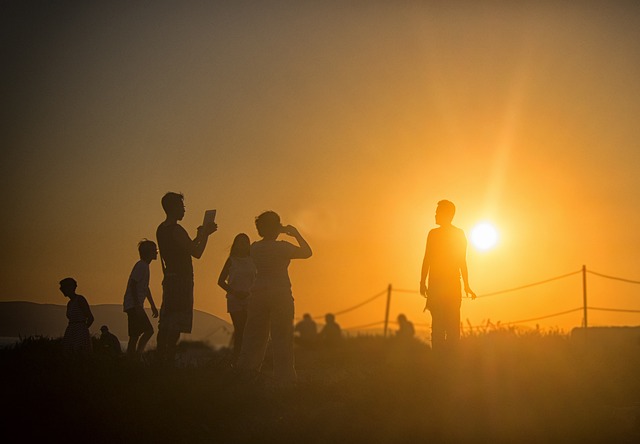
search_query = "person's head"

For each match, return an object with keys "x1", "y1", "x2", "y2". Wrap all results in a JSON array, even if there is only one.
[
  {"x1": 100, "y1": 325, "x2": 109, "y2": 334},
  {"x1": 397, "y1": 313, "x2": 407, "y2": 324},
  {"x1": 161, "y1": 192, "x2": 185, "y2": 220},
  {"x1": 303, "y1": 313, "x2": 312, "y2": 321},
  {"x1": 255, "y1": 211, "x2": 282, "y2": 239},
  {"x1": 59, "y1": 277, "x2": 77, "y2": 297},
  {"x1": 230, "y1": 233, "x2": 251, "y2": 257},
  {"x1": 138, "y1": 239, "x2": 158, "y2": 262},
  {"x1": 325, "y1": 313, "x2": 335, "y2": 323},
  {"x1": 435, "y1": 200, "x2": 455, "y2": 226}
]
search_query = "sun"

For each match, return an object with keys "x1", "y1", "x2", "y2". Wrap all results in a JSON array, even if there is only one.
[{"x1": 470, "y1": 222, "x2": 499, "y2": 251}]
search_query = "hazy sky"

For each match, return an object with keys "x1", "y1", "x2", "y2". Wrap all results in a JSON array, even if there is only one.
[{"x1": 3, "y1": 1, "x2": 640, "y2": 334}]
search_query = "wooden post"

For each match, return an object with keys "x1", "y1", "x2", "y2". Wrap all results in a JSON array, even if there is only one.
[
  {"x1": 582, "y1": 265, "x2": 588, "y2": 328},
  {"x1": 383, "y1": 284, "x2": 392, "y2": 337}
]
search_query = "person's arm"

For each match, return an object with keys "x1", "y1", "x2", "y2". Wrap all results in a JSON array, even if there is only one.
[
  {"x1": 146, "y1": 288, "x2": 159, "y2": 318},
  {"x1": 217, "y1": 257, "x2": 233, "y2": 293},
  {"x1": 460, "y1": 261, "x2": 476, "y2": 299},
  {"x1": 282, "y1": 225, "x2": 312, "y2": 259},
  {"x1": 460, "y1": 235, "x2": 476, "y2": 299},
  {"x1": 79, "y1": 296, "x2": 94, "y2": 328},
  {"x1": 218, "y1": 257, "x2": 250, "y2": 299},
  {"x1": 173, "y1": 223, "x2": 217, "y2": 259},
  {"x1": 420, "y1": 234, "x2": 431, "y2": 297}
]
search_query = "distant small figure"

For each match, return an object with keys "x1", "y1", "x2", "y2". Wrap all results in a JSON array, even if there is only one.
[
  {"x1": 123, "y1": 239, "x2": 160, "y2": 359},
  {"x1": 217, "y1": 233, "x2": 256, "y2": 365},
  {"x1": 99, "y1": 325, "x2": 122, "y2": 357},
  {"x1": 420, "y1": 200, "x2": 476, "y2": 352},
  {"x1": 396, "y1": 314, "x2": 415, "y2": 340},
  {"x1": 319, "y1": 313, "x2": 342, "y2": 347},
  {"x1": 294, "y1": 313, "x2": 318, "y2": 349},
  {"x1": 59, "y1": 277, "x2": 94, "y2": 356}
]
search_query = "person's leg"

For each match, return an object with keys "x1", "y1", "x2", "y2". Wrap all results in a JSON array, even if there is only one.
[
  {"x1": 135, "y1": 308, "x2": 155, "y2": 356},
  {"x1": 430, "y1": 308, "x2": 445, "y2": 352},
  {"x1": 236, "y1": 296, "x2": 271, "y2": 376},
  {"x1": 165, "y1": 329, "x2": 181, "y2": 363},
  {"x1": 446, "y1": 283, "x2": 462, "y2": 345},
  {"x1": 161, "y1": 277, "x2": 193, "y2": 365},
  {"x1": 156, "y1": 306, "x2": 172, "y2": 364},
  {"x1": 126, "y1": 309, "x2": 139, "y2": 356},
  {"x1": 156, "y1": 288, "x2": 168, "y2": 355},
  {"x1": 127, "y1": 335, "x2": 140, "y2": 356},
  {"x1": 137, "y1": 328, "x2": 153, "y2": 355},
  {"x1": 156, "y1": 325, "x2": 166, "y2": 353},
  {"x1": 441, "y1": 304, "x2": 460, "y2": 357},
  {"x1": 448, "y1": 305, "x2": 461, "y2": 343},
  {"x1": 230, "y1": 310, "x2": 248, "y2": 364},
  {"x1": 434, "y1": 300, "x2": 461, "y2": 364},
  {"x1": 270, "y1": 297, "x2": 296, "y2": 385}
]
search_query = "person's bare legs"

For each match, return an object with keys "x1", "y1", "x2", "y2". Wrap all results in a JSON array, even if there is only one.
[
  {"x1": 271, "y1": 297, "x2": 296, "y2": 386},
  {"x1": 236, "y1": 296, "x2": 271, "y2": 380},
  {"x1": 127, "y1": 334, "x2": 141, "y2": 356},
  {"x1": 137, "y1": 329, "x2": 154, "y2": 355},
  {"x1": 230, "y1": 310, "x2": 248, "y2": 365}
]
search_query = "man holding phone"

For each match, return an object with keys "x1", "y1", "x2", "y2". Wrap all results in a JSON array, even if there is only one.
[{"x1": 155, "y1": 192, "x2": 217, "y2": 364}]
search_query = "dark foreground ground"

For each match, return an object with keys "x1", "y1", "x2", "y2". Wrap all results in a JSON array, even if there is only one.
[{"x1": 2, "y1": 331, "x2": 640, "y2": 444}]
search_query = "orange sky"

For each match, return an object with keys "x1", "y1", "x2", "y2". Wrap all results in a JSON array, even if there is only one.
[{"x1": 3, "y1": 1, "x2": 640, "y2": 335}]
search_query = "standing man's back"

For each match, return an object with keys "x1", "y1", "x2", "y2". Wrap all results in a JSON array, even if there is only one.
[
  {"x1": 420, "y1": 200, "x2": 475, "y2": 352},
  {"x1": 424, "y1": 225, "x2": 467, "y2": 283}
]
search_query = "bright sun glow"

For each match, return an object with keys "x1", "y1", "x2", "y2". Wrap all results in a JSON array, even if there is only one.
[{"x1": 470, "y1": 222, "x2": 499, "y2": 251}]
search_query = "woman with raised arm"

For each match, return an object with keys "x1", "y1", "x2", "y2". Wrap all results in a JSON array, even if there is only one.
[{"x1": 236, "y1": 211, "x2": 312, "y2": 387}]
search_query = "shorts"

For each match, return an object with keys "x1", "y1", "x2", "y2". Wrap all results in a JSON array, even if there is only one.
[
  {"x1": 159, "y1": 274, "x2": 194, "y2": 334},
  {"x1": 427, "y1": 279, "x2": 462, "y2": 312},
  {"x1": 126, "y1": 305, "x2": 153, "y2": 337}
]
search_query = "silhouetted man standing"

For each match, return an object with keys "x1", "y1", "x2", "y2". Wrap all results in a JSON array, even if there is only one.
[
  {"x1": 420, "y1": 200, "x2": 475, "y2": 352},
  {"x1": 156, "y1": 192, "x2": 217, "y2": 364}
]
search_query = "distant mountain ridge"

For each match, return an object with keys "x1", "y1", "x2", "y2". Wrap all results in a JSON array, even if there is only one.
[{"x1": 0, "y1": 301, "x2": 232, "y2": 347}]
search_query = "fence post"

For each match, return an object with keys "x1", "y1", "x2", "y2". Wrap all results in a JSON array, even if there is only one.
[
  {"x1": 582, "y1": 265, "x2": 588, "y2": 328},
  {"x1": 383, "y1": 284, "x2": 392, "y2": 337}
]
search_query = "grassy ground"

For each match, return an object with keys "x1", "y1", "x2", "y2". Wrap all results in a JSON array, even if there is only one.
[{"x1": 2, "y1": 331, "x2": 639, "y2": 443}]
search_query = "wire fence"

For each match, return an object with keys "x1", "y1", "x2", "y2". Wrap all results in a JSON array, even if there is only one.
[
  {"x1": 321, "y1": 266, "x2": 640, "y2": 331},
  {"x1": 310, "y1": 289, "x2": 387, "y2": 321},
  {"x1": 586, "y1": 270, "x2": 640, "y2": 285}
]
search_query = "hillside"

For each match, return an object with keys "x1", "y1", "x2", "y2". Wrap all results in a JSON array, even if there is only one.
[{"x1": 0, "y1": 301, "x2": 232, "y2": 347}]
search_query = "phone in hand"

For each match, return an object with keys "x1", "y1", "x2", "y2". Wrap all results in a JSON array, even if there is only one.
[{"x1": 203, "y1": 209, "x2": 216, "y2": 226}]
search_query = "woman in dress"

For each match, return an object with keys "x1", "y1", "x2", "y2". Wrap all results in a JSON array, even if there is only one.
[
  {"x1": 217, "y1": 233, "x2": 255, "y2": 365},
  {"x1": 59, "y1": 277, "x2": 94, "y2": 356}
]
